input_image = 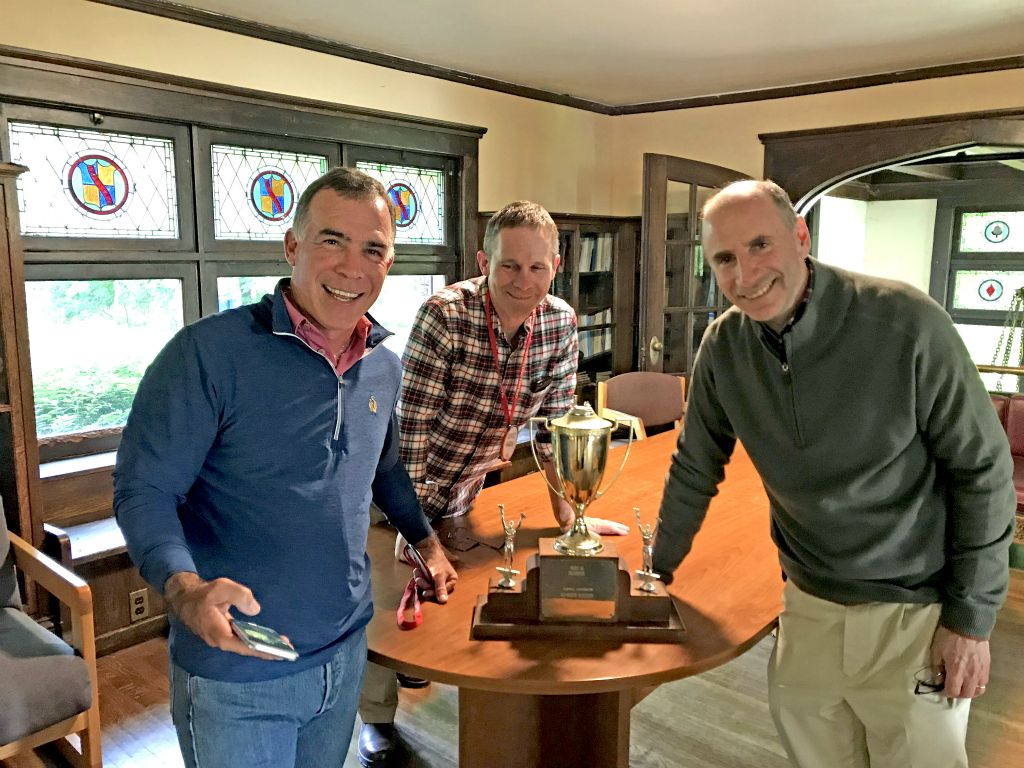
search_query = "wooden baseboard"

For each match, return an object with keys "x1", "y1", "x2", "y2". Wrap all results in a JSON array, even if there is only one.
[{"x1": 96, "y1": 614, "x2": 168, "y2": 656}]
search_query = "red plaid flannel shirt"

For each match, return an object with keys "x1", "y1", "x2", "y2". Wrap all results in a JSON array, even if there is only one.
[{"x1": 398, "y1": 276, "x2": 577, "y2": 520}]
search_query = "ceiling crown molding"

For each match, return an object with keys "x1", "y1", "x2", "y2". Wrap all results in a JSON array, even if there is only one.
[{"x1": 88, "y1": 0, "x2": 1024, "y2": 115}]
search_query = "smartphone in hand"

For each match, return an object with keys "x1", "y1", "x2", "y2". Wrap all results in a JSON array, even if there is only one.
[{"x1": 230, "y1": 618, "x2": 298, "y2": 661}]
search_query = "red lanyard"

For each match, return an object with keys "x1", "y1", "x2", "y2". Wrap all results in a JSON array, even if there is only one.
[{"x1": 485, "y1": 293, "x2": 536, "y2": 428}]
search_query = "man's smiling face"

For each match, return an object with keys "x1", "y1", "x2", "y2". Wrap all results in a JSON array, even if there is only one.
[
  {"x1": 703, "y1": 186, "x2": 810, "y2": 331},
  {"x1": 284, "y1": 190, "x2": 394, "y2": 347}
]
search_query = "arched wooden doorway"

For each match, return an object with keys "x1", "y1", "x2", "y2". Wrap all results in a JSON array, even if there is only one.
[{"x1": 761, "y1": 110, "x2": 1024, "y2": 212}]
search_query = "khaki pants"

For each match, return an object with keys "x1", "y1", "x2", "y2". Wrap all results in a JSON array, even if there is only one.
[
  {"x1": 768, "y1": 581, "x2": 971, "y2": 768},
  {"x1": 359, "y1": 660, "x2": 399, "y2": 724},
  {"x1": 360, "y1": 503, "x2": 401, "y2": 725}
]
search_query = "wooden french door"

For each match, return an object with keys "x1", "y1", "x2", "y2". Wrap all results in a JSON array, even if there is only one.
[{"x1": 639, "y1": 154, "x2": 748, "y2": 373}]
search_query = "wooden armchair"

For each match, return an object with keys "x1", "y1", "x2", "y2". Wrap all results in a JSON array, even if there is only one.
[
  {"x1": 596, "y1": 372, "x2": 687, "y2": 440},
  {"x1": 0, "y1": 508, "x2": 102, "y2": 767}
]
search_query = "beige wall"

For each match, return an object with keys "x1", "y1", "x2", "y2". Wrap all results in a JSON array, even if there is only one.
[
  {"x1": 863, "y1": 199, "x2": 937, "y2": 292},
  {"x1": 0, "y1": 0, "x2": 612, "y2": 215},
  {"x1": 816, "y1": 197, "x2": 937, "y2": 292},
  {"x1": 608, "y1": 69, "x2": 1024, "y2": 215},
  {"x1": 4, "y1": 0, "x2": 1024, "y2": 217}
]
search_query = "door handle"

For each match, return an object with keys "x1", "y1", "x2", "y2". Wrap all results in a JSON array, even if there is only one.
[{"x1": 649, "y1": 336, "x2": 663, "y2": 365}]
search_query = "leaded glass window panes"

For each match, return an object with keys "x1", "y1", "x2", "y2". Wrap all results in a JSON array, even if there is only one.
[
  {"x1": 355, "y1": 161, "x2": 445, "y2": 245},
  {"x1": 951, "y1": 270, "x2": 1024, "y2": 311},
  {"x1": 959, "y1": 212, "x2": 1024, "y2": 252},
  {"x1": 211, "y1": 144, "x2": 328, "y2": 241},
  {"x1": 9, "y1": 121, "x2": 179, "y2": 238},
  {"x1": 217, "y1": 275, "x2": 282, "y2": 311}
]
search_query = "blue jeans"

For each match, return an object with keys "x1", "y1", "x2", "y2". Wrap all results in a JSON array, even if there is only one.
[{"x1": 169, "y1": 628, "x2": 367, "y2": 768}]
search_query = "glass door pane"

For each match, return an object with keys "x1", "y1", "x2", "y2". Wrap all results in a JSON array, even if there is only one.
[{"x1": 641, "y1": 156, "x2": 745, "y2": 373}]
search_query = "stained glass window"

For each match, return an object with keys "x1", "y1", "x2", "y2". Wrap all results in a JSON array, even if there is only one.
[
  {"x1": 959, "y1": 212, "x2": 1024, "y2": 253},
  {"x1": 9, "y1": 122, "x2": 179, "y2": 239},
  {"x1": 356, "y1": 161, "x2": 445, "y2": 245},
  {"x1": 951, "y1": 270, "x2": 1024, "y2": 311},
  {"x1": 211, "y1": 144, "x2": 328, "y2": 241}
]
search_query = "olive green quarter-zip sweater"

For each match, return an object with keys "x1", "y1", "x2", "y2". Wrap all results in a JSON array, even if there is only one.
[{"x1": 653, "y1": 260, "x2": 1015, "y2": 638}]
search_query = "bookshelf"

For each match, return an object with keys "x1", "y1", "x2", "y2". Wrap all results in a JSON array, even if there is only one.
[{"x1": 550, "y1": 215, "x2": 638, "y2": 399}]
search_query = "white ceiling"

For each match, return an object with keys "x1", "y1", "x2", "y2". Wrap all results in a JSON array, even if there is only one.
[{"x1": 167, "y1": 0, "x2": 1024, "y2": 107}]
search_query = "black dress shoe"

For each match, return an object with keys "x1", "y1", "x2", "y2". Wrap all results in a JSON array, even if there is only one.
[
  {"x1": 357, "y1": 722, "x2": 397, "y2": 767},
  {"x1": 396, "y1": 672, "x2": 430, "y2": 689}
]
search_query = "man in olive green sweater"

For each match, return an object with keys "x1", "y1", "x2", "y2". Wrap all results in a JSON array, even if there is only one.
[{"x1": 652, "y1": 180, "x2": 1015, "y2": 768}]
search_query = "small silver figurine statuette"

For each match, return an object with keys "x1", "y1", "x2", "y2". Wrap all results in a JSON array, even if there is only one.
[
  {"x1": 496, "y1": 504, "x2": 525, "y2": 589},
  {"x1": 634, "y1": 506, "x2": 661, "y2": 593}
]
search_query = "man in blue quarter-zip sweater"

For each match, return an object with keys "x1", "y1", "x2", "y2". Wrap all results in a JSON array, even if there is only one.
[
  {"x1": 652, "y1": 180, "x2": 1015, "y2": 768},
  {"x1": 114, "y1": 167, "x2": 457, "y2": 768}
]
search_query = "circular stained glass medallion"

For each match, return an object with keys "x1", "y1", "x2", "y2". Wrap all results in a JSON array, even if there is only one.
[
  {"x1": 984, "y1": 220, "x2": 1010, "y2": 244},
  {"x1": 387, "y1": 182, "x2": 418, "y2": 228},
  {"x1": 250, "y1": 169, "x2": 295, "y2": 222},
  {"x1": 67, "y1": 153, "x2": 130, "y2": 216},
  {"x1": 979, "y1": 278, "x2": 1003, "y2": 302}
]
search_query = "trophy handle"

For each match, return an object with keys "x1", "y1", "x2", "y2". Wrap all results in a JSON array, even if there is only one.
[
  {"x1": 529, "y1": 416, "x2": 565, "y2": 499},
  {"x1": 593, "y1": 417, "x2": 634, "y2": 501}
]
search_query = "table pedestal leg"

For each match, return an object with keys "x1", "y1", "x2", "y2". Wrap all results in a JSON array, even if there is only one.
[{"x1": 458, "y1": 688, "x2": 632, "y2": 768}]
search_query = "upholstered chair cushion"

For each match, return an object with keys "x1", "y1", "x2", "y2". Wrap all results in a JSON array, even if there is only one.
[
  {"x1": 0, "y1": 606, "x2": 92, "y2": 744},
  {"x1": 1005, "y1": 395, "x2": 1024, "y2": 458},
  {"x1": 0, "y1": 503, "x2": 21, "y2": 610},
  {"x1": 990, "y1": 393, "x2": 1009, "y2": 430},
  {"x1": 603, "y1": 372, "x2": 686, "y2": 430}
]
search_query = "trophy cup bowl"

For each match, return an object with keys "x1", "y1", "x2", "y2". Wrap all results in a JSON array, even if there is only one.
[{"x1": 530, "y1": 402, "x2": 632, "y2": 556}]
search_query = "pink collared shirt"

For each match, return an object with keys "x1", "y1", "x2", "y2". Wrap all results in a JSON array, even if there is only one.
[{"x1": 283, "y1": 291, "x2": 371, "y2": 375}]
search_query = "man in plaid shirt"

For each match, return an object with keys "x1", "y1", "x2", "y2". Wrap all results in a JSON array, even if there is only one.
[{"x1": 356, "y1": 201, "x2": 628, "y2": 767}]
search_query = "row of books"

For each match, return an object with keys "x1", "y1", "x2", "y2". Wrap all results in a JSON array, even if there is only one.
[
  {"x1": 578, "y1": 308, "x2": 612, "y2": 327},
  {"x1": 580, "y1": 234, "x2": 614, "y2": 272},
  {"x1": 576, "y1": 370, "x2": 612, "y2": 386},
  {"x1": 578, "y1": 328, "x2": 613, "y2": 359}
]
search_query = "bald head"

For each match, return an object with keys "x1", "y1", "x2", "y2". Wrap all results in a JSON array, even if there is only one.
[
  {"x1": 699, "y1": 178, "x2": 811, "y2": 331},
  {"x1": 702, "y1": 180, "x2": 797, "y2": 238}
]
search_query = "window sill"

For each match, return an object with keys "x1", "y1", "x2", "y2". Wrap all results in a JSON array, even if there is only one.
[{"x1": 39, "y1": 450, "x2": 116, "y2": 480}]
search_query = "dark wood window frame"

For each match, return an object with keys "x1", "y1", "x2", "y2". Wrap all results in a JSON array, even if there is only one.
[
  {"x1": 0, "y1": 47, "x2": 484, "y2": 467},
  {"x1": 24, "y1": 261, "x2": 201, "y2": 461}
]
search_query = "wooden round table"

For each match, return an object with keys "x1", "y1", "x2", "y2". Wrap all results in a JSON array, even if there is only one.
[{"x1": 365, "y1": 431, "x2": 781, "y2": 768}]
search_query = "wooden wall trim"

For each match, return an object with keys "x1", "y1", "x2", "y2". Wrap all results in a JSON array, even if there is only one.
[
  {"x1": 85, "y1": 0, "x2": 617, "y2": 115},
  {"x1": 762, "y1": 116, "x2": 1024, "y2": 209},
  {"x1": 86, "y1": 1, "x2": 1024, "y2": 115},
  {"x1": 0, "y1": 46, "x2": 486, "y2": 151},
  {"x1": 617, "y1": 58, "x2": 1024, "y2": 115},
  {"x1": 761, "y1": 109, "x2": 1024, "y2": 142}
]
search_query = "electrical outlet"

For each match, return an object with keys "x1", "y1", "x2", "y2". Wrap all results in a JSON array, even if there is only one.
[{"x1": 129, "y1": 587, "x2": 150, "y2": 623}]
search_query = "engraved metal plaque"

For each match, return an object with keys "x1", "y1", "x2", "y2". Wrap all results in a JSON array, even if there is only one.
[{"x1": 539, "y1": 555, "x2": 618, "y2": 621}]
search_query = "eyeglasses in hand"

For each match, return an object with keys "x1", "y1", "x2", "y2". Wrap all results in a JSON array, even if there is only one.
[{"x1": 913, "y1": 665, "x2": 945, "y2": 695}]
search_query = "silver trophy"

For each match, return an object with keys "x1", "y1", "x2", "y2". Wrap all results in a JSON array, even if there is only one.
[
  {"x1": 634, "y1": 507, "x2": 660, "y2": 592},
  {"x1": 495, "y1": 504, "x2": 525, "y2": 589}
]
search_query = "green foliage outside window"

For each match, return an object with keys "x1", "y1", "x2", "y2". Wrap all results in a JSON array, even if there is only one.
[
  {"x1": 27, "y1": 278, "x2": 183, "y2": 441},
  {"x1": 34, "y1": 364, "x2": 143, "y2": 437}
]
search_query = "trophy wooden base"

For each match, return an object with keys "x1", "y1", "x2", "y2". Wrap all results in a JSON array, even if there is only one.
[{"x1": 470, "y1": 539, "x2": 686, "y2": 642}]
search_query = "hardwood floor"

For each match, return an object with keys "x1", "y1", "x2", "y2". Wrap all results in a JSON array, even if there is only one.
[{"x1": 4, "y1": 577, "x2": 1022, "y2": 768}]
